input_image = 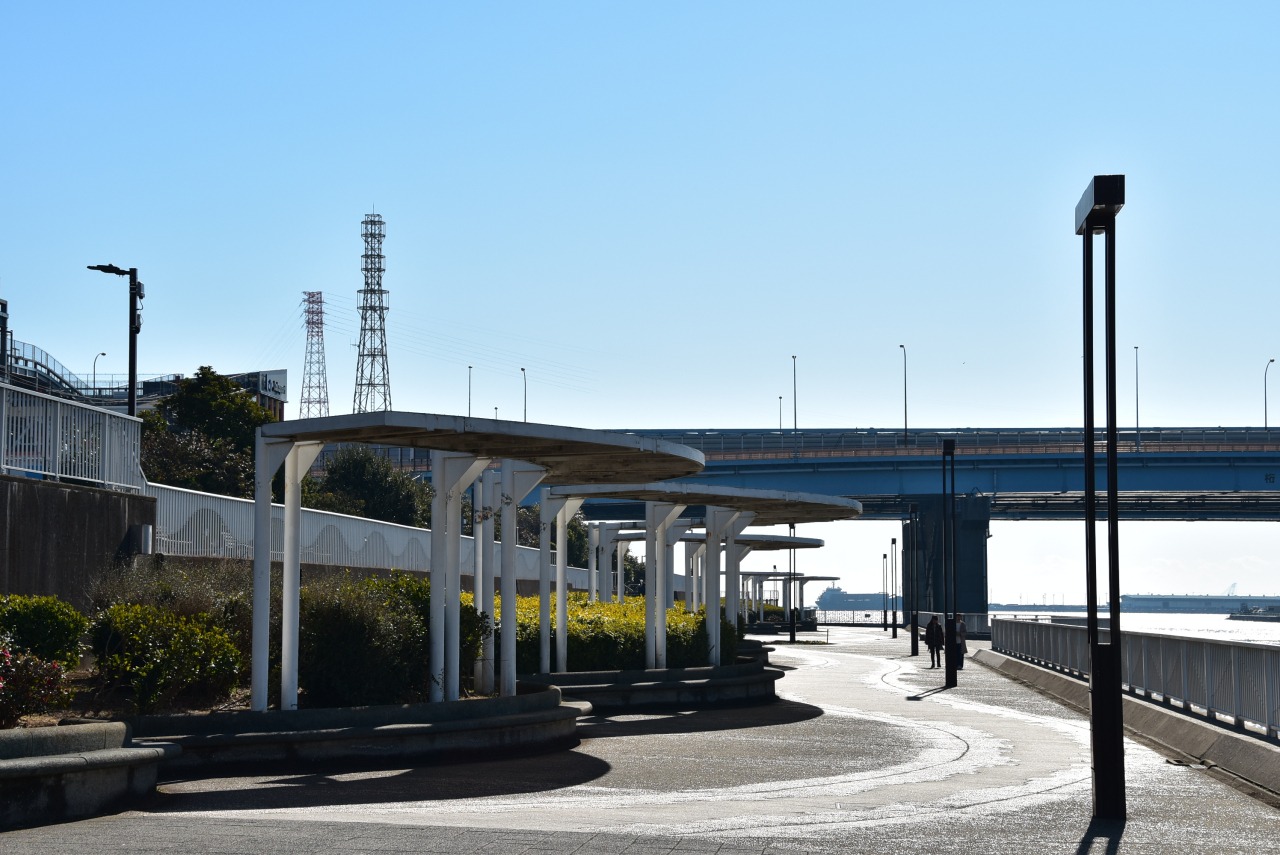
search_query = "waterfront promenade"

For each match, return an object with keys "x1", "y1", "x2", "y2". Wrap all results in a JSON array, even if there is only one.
[{"x1": 2, "y1": 627, "x2": 1275, "y2": 854}]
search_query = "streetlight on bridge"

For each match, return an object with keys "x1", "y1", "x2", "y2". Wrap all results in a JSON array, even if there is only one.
[
  {"x1": 92, "y1": 351, "x2": 106, "y2": 394},
  {"x1": 1266, "y1": 358, "x2": 1275, "y2": 430},
  {"x1": 899, "y1": 344, "x2": 908, "y2": 446}
]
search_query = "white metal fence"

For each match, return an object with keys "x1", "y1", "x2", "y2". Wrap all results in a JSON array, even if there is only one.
[
  {"x1": 992, "y1": 617, "x2": 1280, "y2": 740},
  {"x1": 145, "y1": 482, "x2": 578, "y2": 585},
  {"x1": 0, "y1": 382, "x2": 143, "y2": 492}
]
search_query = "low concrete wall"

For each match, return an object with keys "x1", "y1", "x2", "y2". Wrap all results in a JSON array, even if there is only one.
[
  {"x1": 0, "y1": 474, "x2": 155, "y2": 611},
  {"x1": 973, "y1": 648, "x2": 1280, "y2": 797},
  {"x1": 0, "y1": 722, "x2": 175, "y2": 830},
  {"x1": 130, "y1": 683, "x2": 579, "y2": 770},
  {"x1": 532, "y1": 655, "x2": 783, "y2": 712}
]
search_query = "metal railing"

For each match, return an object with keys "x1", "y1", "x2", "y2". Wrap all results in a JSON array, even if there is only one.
[
  {"x1": 992, "y1": 618, "x2": 1280, "y2": 740},
  {"x1": 1, "y1": 382, "x2": 144, "y2": 492},
  {"x1": 145, "y1": 482, "x2": 578, "y2": 585}
]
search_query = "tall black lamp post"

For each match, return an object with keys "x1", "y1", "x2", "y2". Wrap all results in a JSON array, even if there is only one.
[
  {"x1": 1266, "y1": 358, "x2": 1275, "y2": 430},
  {"x1": 881, "y1": 553, "x2": 888, "y2": 631},
  {"x1": 942, "y1": 439, "x2": 957, "y2": 689},
  {"x1": 907, "y1": 503, "x2": 919, "y2": 656},
  {"x1": 890, "y1": 537, "x2": 898, "y2": 639},
  {"x1": 1076, "y1": 174, "x2": 1126, "y2": 821},
  {"x1": 87, "y1": 265, "x2": 143, "y2": 416}
]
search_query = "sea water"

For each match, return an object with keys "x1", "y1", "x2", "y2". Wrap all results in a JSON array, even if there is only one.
[{"x1": 994, "y1": 611, "x2": 1280, "y2": 646}]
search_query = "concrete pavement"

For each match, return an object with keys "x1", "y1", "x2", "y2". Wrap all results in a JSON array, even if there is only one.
[{"x1": 1, "y1": 627, "x2": 1275, "y2": 853}]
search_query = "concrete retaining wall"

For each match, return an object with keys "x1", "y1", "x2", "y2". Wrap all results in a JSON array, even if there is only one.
[
  {"x1": 130, "y1": 683, "x2": 580, "y2": 769},
  {"x1": 974, "y1": 648, "x2": 1280, "y2": 797},
  {"x1": 0, "y1": 721, "x2": 175, "y2": 830},
  {"x1": 0, "y1": 475, "x2": 155, "y2": 611}
]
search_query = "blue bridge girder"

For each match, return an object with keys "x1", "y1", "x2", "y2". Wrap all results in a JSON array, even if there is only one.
[{"x1": 594, "y1": 427, "x2": 1280, "y2": 522}]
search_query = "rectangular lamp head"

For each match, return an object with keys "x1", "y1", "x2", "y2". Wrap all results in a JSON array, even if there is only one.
[{"x1": 1075, "y1": 175, "x2": 1125, "y2": 235}]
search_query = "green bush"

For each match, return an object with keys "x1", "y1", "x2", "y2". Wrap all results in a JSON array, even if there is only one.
[
  {"x1": 0, "y1": 641, "x2": 75, "y2": 728},
  {"x1": 299, "y1": 571, "x2": 492, "y2": 708},
  {"x1": 91, "y1": 603, "x2": 242, "y2": 714},
  {"x1": 0, "y1": 595, "x2": 89, "y2": 669},
  {"x1": 299, "y1": 574, "x2": 428, "y2": 707},
  {"x1": 90, "y1": 557, "x2": 282, "y2": 702}
]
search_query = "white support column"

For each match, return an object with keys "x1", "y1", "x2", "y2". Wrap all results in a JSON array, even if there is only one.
[
  {"x1": 723, "y1": 513, "x2": 754, "y2": 639},
  {"x1": 499, "y1": 462, "x2": 545, "y2": 697},
  {"x1": 616, "y1": 539, "x2": 628, "y2": 604},
  {"x1": 251, "y1": 433, "x2": 291, "y2": 712},
  {"x1": 644, "y1": 503, "x2": 658, "y2": 669},
  {"x1": 429, "y1": 451, "x2": 491, "y2": 702},
  {"x1": 587, "y1": 524, "x2": 599, "y2": 603},
  {"x1": 650, "y1": 503, "x2": 685, "y2": 669},
  {"x1": 665, "y1": 520, "x2": 690, "y2": 612},
  {"x1": 598, "y1": 524, "x2": 617, "y2": 603},
  {"x1": 280, "y1": 441, "x2": 323, "y2": 711},
  {"x1": 476, "y1": 470, "x2": 498, "y2": 695},
  {"x1": 539, "y1": 490, "x2": 554, "y2": 673},
  {"x1": 702, "y1": 508, "x2": 741, "y2": 667},
  {"x1": 555, "y1": 496, "x2": 584, "y2": 672}
]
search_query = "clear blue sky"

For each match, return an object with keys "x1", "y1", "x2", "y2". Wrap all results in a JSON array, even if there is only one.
[{"x1": 3, "y1": 3, "x2": 1277, "y2": 601}]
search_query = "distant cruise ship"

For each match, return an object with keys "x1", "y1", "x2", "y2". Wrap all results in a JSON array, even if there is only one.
[{"x1": 1120, "y1": 593, "x2": 1280, "y2": 614}]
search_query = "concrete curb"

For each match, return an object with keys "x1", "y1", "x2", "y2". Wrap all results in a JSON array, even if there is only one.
[
  {"x1": 129, "y1": 683, "x2": 580, "y2": 770},
  {"x1": 0, "y1": 722, "x2": 177, "y2": 830},
  {"x1": 973, "y1": 648, "x2": 1280, "y2": 797},
  {"x1": 530, "y1": 656, "x2": 783, "y2": 712}
]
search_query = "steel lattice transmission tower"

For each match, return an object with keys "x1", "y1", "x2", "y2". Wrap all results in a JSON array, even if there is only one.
[
  {"x1": 353, "y1": 212, "x2": 393, "y2": 412},
  {"x1": 299, "y1": 291, "x2": 330, "y2": 418}
]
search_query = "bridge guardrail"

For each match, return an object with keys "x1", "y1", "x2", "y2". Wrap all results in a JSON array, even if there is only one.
[
  {"x1": 991, "y1": 617, "x2": 1279, "y2": 741},
  {"x1": 1, "y1": 382, "x2": 144, "y2": 492}
]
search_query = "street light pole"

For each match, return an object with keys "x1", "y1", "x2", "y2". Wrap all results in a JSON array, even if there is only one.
[
  {"x1": 891, "y1": 537, "x2": 898, "y2": 639},
  {"x1": 521, "y1": 367, "x2": 526, "y2": 422},
  {"x1": 881, "y1": 553, "x2": 888, "y2": 631},
  {"x1": 1134, "y1": 346, "x2": 1140, "y2": 450},
  {"x1": 791, "y1": 355, "x2": 797, "y2": 432},
  {"x1": 1266, "y1": 359, "x2": 1275, "y2": 430},
  {"x1": 468, "y1": 365, "x2": 472, "y2": 418},
  {"x1": 92, "y1": 351, "x2": 106, "y2": 394},
  {"x1": 87, "y1": 264, "x2": 143, "y2": 416},
  {"x1": 899, "y1": 344, "x2": 908, "y2": 445},
  {"x1": 778, "y1": 396, "x2": 782, "y2": 432},
  {"x1": 1076, "y1": 173, "x2": 1127, "y2": 821}
]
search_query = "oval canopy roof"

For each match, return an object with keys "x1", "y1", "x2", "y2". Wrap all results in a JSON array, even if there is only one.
[
  {"x1": 259, "y1": 412, "x2": 705, "y2": 484},
  {"x1": 550, "y1": 482, "x2": 863, "y2": 527}
]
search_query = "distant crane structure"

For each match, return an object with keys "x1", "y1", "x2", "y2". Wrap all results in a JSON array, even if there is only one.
[
  {"x1": 1224, "y1": 582, "x2": 1238, "y2": 597},
  {"x1": 299, "y1": 291, "x2": 330, "y2": 419},
  {"x1": 353, "y1": 212, "x2": 392, "y2": 413}
]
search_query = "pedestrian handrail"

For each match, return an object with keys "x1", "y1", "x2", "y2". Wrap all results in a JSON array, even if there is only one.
[
  {"x1": 0, "y1": 381, "x2": 144, "y2": 492},
  {"x1": 991, "y1": 617, "x2": 1280, "y2": 740}
]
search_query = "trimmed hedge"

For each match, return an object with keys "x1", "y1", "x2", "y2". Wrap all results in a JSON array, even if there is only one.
[
  {"x1": 0, "y1": 595, "x2": 89, "y2": 669},
  {"x1": 509, "y1": 594, "x2": 737, "y2": 673},
  {"x1": 91, "y1": 603, "x2": 243, "y2": 714},
  {"x1": 299, "y1": 571, "x2": 491, "y2": 708}
]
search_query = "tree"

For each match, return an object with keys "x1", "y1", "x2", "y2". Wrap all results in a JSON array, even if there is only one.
[
  {"x1": 141, "y1": 366, "x2": 275, "y2": 498},
  {"x1": 514, "y1": 505, "x2": 588, "y2": 567},
  {"x1": 304, "y1": 445, "x2": 432, "y2": 528}
]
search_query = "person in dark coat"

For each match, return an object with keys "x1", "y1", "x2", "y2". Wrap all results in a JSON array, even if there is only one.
[{"x1": 924, "y1": 615, "x2": 943, "y2": 668}]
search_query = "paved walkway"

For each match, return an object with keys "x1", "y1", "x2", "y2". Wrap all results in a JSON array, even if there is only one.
[{"x1": 3, "y1": 628, "x2": 1276, "y2": 853}]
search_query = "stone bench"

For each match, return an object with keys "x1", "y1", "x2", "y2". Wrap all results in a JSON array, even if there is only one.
[{"x1": 0, "y1": 721, "x2": 177, "y2": 829}]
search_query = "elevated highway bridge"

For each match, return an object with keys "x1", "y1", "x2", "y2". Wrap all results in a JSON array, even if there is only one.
[{"x1": 614, "y1": 427, "x2": 1280, "y2": 521}]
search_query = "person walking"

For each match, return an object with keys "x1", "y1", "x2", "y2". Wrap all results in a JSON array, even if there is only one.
[
  {"x1": 955, "y1": 614, "x2": 968, "y2": 669},
  {"x1": 924, "y1": 615, "x2": 943, "y2": 668}
]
